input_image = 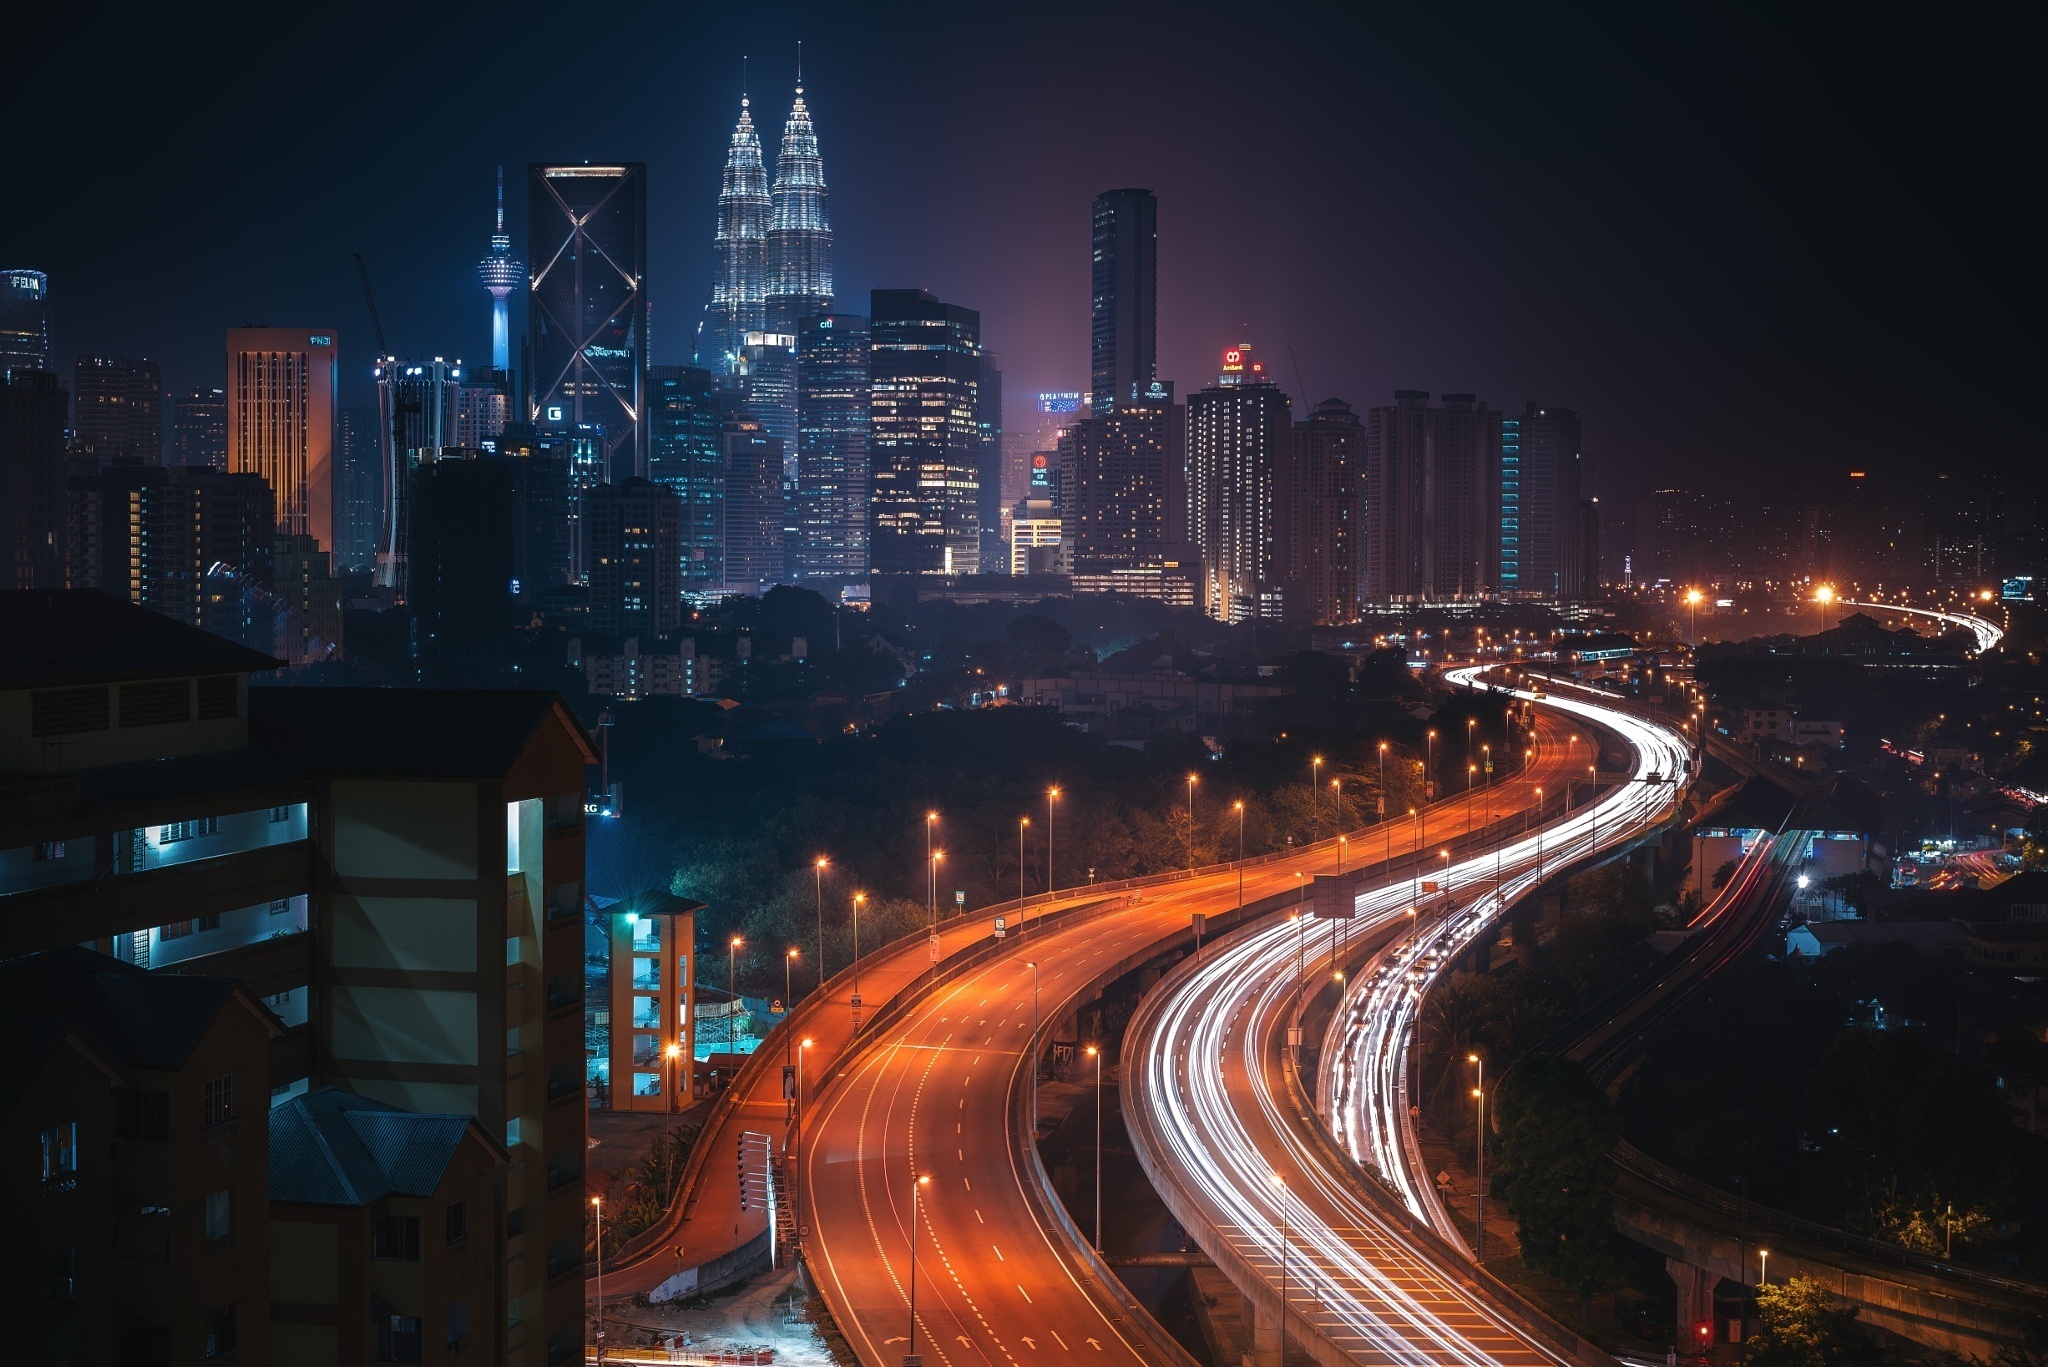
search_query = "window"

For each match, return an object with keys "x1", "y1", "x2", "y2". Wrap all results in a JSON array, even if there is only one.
[
  {"x1": 376, "y1": 1313, "x2": 423, "y2": 1363},
  {"x1": 505, "y1": 1117, "x2": 522, "y2": 1148},
  {"x1": 34, "y1": 840, "x2": 66, "y2": 861},
  {"x1": 159, "y1": 915, "x2": 221, "y2": 940},
  {"x1": 203, "y1": 1303, "x2": 236, "y2": 1358},
  {"x1": 41, "y1": 1248, "x2": 76, "y2": 1302},
  {"x1": 196, "y1": 674, "x2": 238, "y2": 721},
  {"x1": 372, "y1": 1214, "x2": 421, "y2": 1262},
  {"x1": 445, "y1": 1201, "x2": 468, "y2": 1246},
  {"x1": 205, "y1": 1189, "x2": 232, "y2": 1241},
  {"x1": 117, "y1": 1088, "x2": 170, "y2": 1142},
  {"x1": 202, "y1": 1074, "x2": 234, "y2": 1127},
  {"x1": 269, "y1": 898, "x2": 291, "y2": 915},
  {"x1": 121, "y1": 679, "x2": 191, "y2": 728},
  {"x1": 30, "y1": 685, "x2": 110, "y2": 737},
  {"x1": 506, "y1": 935, "x2": 521, "y2": 966},
  {"x1": 158, "y1": 817, "x2": 219, "y2": 844},
  {"x1": 506, "y1": 1026, "x2": 521, "y2": 1057},
  {"x1": 39, "y1": 1122, "x2": 77, "y2": 1182},
  {"x1": 268, "y1": 806, "x2": 290, "y2": 823},
  {"x1": 445, "y1": 1299, "x2": 470, "y2": 1350}
]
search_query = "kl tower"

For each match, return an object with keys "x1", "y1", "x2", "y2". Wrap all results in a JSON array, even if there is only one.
[{"x1": 477, "y1": 165, "x2": 523, "y2": 373}]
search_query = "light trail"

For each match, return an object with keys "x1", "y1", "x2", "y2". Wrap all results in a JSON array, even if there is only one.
[
  {"x1": 1840, "y1": 600, "x2": 2003, "y2": 653},
  {"x1": 1126, "y1": 668, "x2": 1693, "y2": 1363}
]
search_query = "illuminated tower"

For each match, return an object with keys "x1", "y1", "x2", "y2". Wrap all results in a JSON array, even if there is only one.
[
  {"x1": 765, "y1": 70, "x2": 833, "y2": 331},
  {"x1": 697, "y1": 97, "x2": 770, "y2": 375},
  {"x1": 477, "y1": 165, "x2": 523, "y2": 373}
]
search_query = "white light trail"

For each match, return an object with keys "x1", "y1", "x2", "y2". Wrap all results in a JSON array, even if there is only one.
[{"x1": 1840, "y1": 600, "x2": 2002, "y2": 653}]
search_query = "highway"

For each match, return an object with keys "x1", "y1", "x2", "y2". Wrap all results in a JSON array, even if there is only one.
[
  {"x1": 1121, "y1": 672, "x2": 1693, "y2": 1364},
  {"x1": 1839, "y1": 599, "x2": 2004, "y2": 653},
  {"x1": 798, "y1": 705, "x2": 1594, "y2": 1367}
]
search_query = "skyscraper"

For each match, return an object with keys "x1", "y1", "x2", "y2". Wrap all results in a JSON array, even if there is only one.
[
  {"x1": 226, "y1": 327, "x2": 337, "y2": 551},
  {"x1": 1059, "y1": 395, "x2": 1172, "y2": 573},
  {"x1": 1502, "y1": 403, "x2": 1583, "y2": 600},
  {"x1": 869, "y1": 288, "x2": 984, "y2": 575},
  {"x1": 1, "y1": 366, "x2": 67, "y2": 588},
  {"x1": 171, "y1": 386, "x2": 226, "y2": 469},
  {"x1": 1281, "y1": 398, "x2": 1364, "y2": 625},
  {"x1": 735, "y1": 330, "x2": 798, "y2": 469},
  {"x1": 529, "y1": 162, "x2": 646, "y2": 479},
  {"x1": 585, "y1": 477, "x2": 683, "y2": 637},
  {"x1": 335, "y1": 406, "x2": 380, "y2": 573},
  {"x1": 0, "y1": 269, "x2": 51, "y2": 374},
  {"x1": 477, "y1": 166, "x2": 524, "y2": 375},
  {"x1": 647, "y1": 365, "x2": 726, "y2": 592},
  {"x1": 72, "y1": 354, "x2": 163, "y2": 464},
  {"x1": 698, "y1": 100, "x2": 769, "y2": 375},
  {"x1": 373, "y1": 356, "x2": 461, "y2": 592},
  {"x1": 406, "y1": 456, "x2": 516, "y2": 685},
  {"x1": 1362, "y1": 390, "x2": 1500, "y2": 601},
  {"x1": 765, "y1": 81, "x2": 833, "y2": 332},
  {"x1": 976, "y1": 352, "x2": 1004, "y2": 573},
  {"x1": 794, "y1": 314, "x2": 869, "y2": 580},
  {"x1": 1188, "y1": 345, "x2": 1291, "y2": 621},
  {"x1": 721, "y1": 416, "x2": 784, "y2": 592},
  {"x1": 1090, "y1": 190, "x2": 1157, "y2": 413}
]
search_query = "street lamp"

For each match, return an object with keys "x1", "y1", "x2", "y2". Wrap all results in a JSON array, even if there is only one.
[
  {"x1": 928, "y1": 851, "x2": 944, "y2": 932},
  {"x1": 813, "y1": 857, "x2": 829, "y2": 989},
  {"x1": 1468, "y1": 762, "x2": 1478, "y2": 829},
  {"x1": 1085, "y1": 1043, "x2": 1103, "y2": 1249},
  {"x1": 1466, "y1": 716, "x2": 1477, "y2": 770},
  {"x1": 1377, "y1": 741, "x2": 1389, "y2": 835},
  {"x1": 1046, "y1": 787, "x2": 1061, "y2": 902},
  {"x1": 727, "y1": 936, "x2": 743, "y2": 1051},
  {"x1": 783, "y1": 949, "x2": 799, "y2": 1074},
  {"x1": 1270, "y1": 1171, "x2": 1290, "y2": 1320},
  {"x1": 1686, "y1": 587, "x2": 1704, "y2": 643},
  {"x1": 909, "y1": 1173, "x2": 932, "y2": 1357},
  {"x1": 1234, "y1": 800, "x2": 1246, "y2": 907},
  {"x1": 850, "y1": 893, "x2": 865, "y2": 1016},
  {"x1": 1186, "y1": 773, "x2": 1199, "y2": 871},
  {"x1": 1311, "y1": 755, "x2": 1323, "y2": 842},
  {"x1": 1017, "y1": 815, "x2": 1030, "y2": 909},
  {"x1": 1025, "y1": 961, "x2": 1040, "y2": 1142},
  {"x1": 1468, "y1": 1053, "x2": 1486, "y2": 1260},
  {"x1": 1331, "y1": 775, "x2": 1344, "y2": 838},
  {"x1": 592, "y1": 1195, "x2": 606, "y2": 1361},
  {"x1": 664, "y1": 1042, "x2": 680, "y2": 1137},
  {"x1": 924, "y1": 812, "x2": 939, "y2": 923},
  {"x1": 1426, "y1": 730, "x2": 1437, "y2": 800},
  {"x1": 1759, "y1": 1246, "x2": 1770, "y2": 1288}
]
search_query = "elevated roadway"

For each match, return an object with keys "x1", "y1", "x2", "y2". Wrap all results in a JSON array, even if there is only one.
[
  {"x1": 798, "y1": 705, "x2": 1599, "y2": 1367},
  {"x1": 1839, "y1": 600, "x2": 2003, "y2": 653}
]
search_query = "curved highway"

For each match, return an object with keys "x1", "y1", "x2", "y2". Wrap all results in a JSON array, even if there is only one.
[
  {"x1": 800, "y1": 705, "x2": 1592, "y2": 1367},
  {"x1": 1839, "y1": 599, "x2": 2003, "y2": 653},
  {"x1": 1122, "y1": 672, "x2": 1693, "y2": 1363}
]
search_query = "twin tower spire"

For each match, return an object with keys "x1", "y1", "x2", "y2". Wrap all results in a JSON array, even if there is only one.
[{"x1": 698, "y1": 63, "x2": 834, "y2": 374}]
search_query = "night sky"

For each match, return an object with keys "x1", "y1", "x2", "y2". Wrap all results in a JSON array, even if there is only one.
[{"x1": 6, "y1": 3, "x2": 2033, "y2": 504}]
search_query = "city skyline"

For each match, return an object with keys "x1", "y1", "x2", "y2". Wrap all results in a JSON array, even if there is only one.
[{"x1": 3, "y1": 7, "x2": 2030, "y2": 507}]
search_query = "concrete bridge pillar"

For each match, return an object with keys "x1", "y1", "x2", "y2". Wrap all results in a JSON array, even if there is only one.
[
  {"x1": 1244, "y1": 1294, "x2": 1282, "y2": 1367},
  {"x1": 1668, "y1": 1256, "x2": 1714, "y2": 1343}
]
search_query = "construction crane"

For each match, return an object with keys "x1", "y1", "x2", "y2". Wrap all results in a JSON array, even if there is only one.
[{"x1": 352, "y1": 252, "x2": 417, "y2": 589}]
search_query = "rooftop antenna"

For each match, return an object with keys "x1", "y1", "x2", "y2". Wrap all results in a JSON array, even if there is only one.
[
  {"x1": 1288, "y1": 344, "x2": 1312, "y2": 407},
  {"x1": 797, "y1": 38, "x2": 803, "y2": 93},
  {"x1": 742, "y1": 54, "x2": 748, "y2": 107},
  {"x1": 494, "y1": 164, "x2": 505, "y2": 235}
]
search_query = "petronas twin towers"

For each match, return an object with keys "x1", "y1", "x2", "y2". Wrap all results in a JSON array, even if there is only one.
[{"x1": 696, "y1": 80, "x2": 834, "y2": 372}]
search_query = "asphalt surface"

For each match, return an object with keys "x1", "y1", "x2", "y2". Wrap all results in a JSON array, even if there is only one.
[{"x1": 799, "y1": 708, "x2": 1590, "y2": 1367}]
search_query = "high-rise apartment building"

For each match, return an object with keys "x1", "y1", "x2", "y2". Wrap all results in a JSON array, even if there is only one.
[
  {"x1": 736, "y1": 330, "x2": 798, "y2": 471},
  {"x1": 1577, "y1": 497, "x2": 1602, "y2": 597},
  {"x1": 2, "y1": 367, "x2": 67, "y2": 588},
  {"x1": 73, "y1": 355, "x2": 163, "y2": 465},
  {"x1": 1363, "y1": 390, "x2": 1500, "y2": 601},
  {"x1": 721, "y1": 417, "x2": 784, "y2": 592},
  {"x1": 1498, "y1": 403, "x2": 1582, "y2": 600},
  {"x1": 1281, "y1": 398, "x2": 1364, "y2": 624},
  {"x1": 373, "y1": 357, "x2": 462, "y2": 594},
  {"x1": 794, "y1": 314, "x2": 868, "y2": 580},
  {"x1": 334, "y1": 406, "x2": 381, "y2": 573},
  {"x1": 0, "y1": 268, "x2": 51, "y2": 373},
  {"x1": 172, "y1": 386, "x2": 227, "y2": 469},
  {"x1": 457, "y1": 372, "x2": 511, "y2": 452},
  {"x1": 407, "y1": 455, "x2": 516, "y2": 685},
  {"x1": 698, "y1": 100, "x2": 770, "y2": 375},
  {"x1": 1188, "y1": 346, "x2": 1290, "y2": 621},
  {"x1": 478, "y1": 166, "x2": 524, "y2": 374},
  {"x1": 225, "y1": 327, "x2": 337, "y2": 551},
  {"x1": 585, "y1": 477, "x2": 682, "y2": 637},
  {"x1": 65, "y1": 464, "x2": 276, "y2": 652},
  {"x1": 869, "y1": 289, "x2": 984, "y2": 575},
  {"x1": 1059, "y1": 394, "x2": 1173, "y2": 573},
  {"x1": 0, "y1": 597, "x2": 594, "y2": 1367},
  {"x1": 647, "y1": 366, "x2": 726, "y2": 592},
  {"x1": 529, "y1": 163, "x2": 646, "y2": 479},
  {"x1": 766, "y1": 83, "x2": 833, "y2": 332},
  {"x1": 1090, "y1": 190, "x2": 1157, "y2": 413},
  {"x1": 977, "y1": 352, "x2": 1005, "y2": 573}
]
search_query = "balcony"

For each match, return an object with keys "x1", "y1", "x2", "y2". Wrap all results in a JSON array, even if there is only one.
[{"x1": 1, "y1": 803, "x2": 309, "y2": 899}]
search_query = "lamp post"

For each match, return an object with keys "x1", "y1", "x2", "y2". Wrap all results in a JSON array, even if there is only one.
[
  {"x1": 1468, "y1": 762, "x2": 1478, "y2": 830},
  {"x1": 1468, "y1": 1053, "x2": 1486, "y2": 1260},
  {"x1": 1086, "y1": 1043, "x2": 1103, "y2": 1249},
  {"x1": 1018, "y1": 816, "x2": 1030, "y2": 909},
  {"x1": 1759, "y1": 1246, "x2": 1770, "y2": 1288},
  {"x1": 928, "y1": 851, "x2": 943, "y2": 933},
  {"x1": 850, "y1": 893, "x2": 865, "y2": 1014},
  {"x1": 1046, "y1": 787, "x2": 1061, "y2": 903},
  {"x1": 728, "y1": 936, "x2": 743, "y2": 1051},
  {"x1": 1271, "y1": 1172, "x2": 1290, "y2": 1321},
  {"x1": 924, "y1": 812, "x2": 938, "y2": 924},
  {"x1": 1311, "y1": 755, "x2": 1323, "y2": 842},
  {"x1": 1467, "y1": 716, "x2": 1477, "y2": 771},
  {"x1": 1588, "y1": 764, "x2": 1598, "y2": 851},
  {"x1": 783, "y1": 949, "x2": 799, "y2": 1084},
  {"x1": 794, "y1": 1037, "x2": 812, "y2": 1248},
  {"x1": 1426, "y1": 730, "x2": 1436, "y2": 799},
  {"x1": 1377, "y1": 741, "x2": 1388, "y2": 837},
  {"x1": 1331, "y1": 775, "x2": 1343, "y2": 840},
  {"x1": 1186, "y1": 773, "x2": 1199, "y2": 871},
  {"x1": 1410, "y1": 808, "x2": 1421, "y2": 907},
  {"x1": 592, "y1": 1195, "x2": 606, "y2": 1361},
  {"x1": 1026, "y1": 961, "x2": 1040, "y2": 1142},
  {"x1": 909, "y1": 1173, "x2": 931, "y2": 1356},
  {"x1": 1234, "y1": 801, "x2": 1246, "y2": 906},
  {"x1": 1686, "y1": 587, "x2": 1703, "y2": 643},
  {"x1": 1535, "y1": 789, "x2": 1544, "y2": 880},
  {"x1": 813, "y1": 857, "x2": 829, "y2": 988},
  {"x1": 664, "y1": 1042, "x2": 680, "y2": 1137}
]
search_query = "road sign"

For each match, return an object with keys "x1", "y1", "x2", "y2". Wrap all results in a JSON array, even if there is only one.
[
  {"x1": 1191, "y1": 911, "x2": 1206, "y2": 937},
  {"x1": 928, "y1": 934, "x2": 941, "y2": 962},
  {"x1": 850, "y1": 993, "x2": 863, "y2": 1009},
  {"x1": 771, "y1": 998, "x2": 785, "y2": 1015},
  {"x1": 799, "y1": 1223, "x2": 810, "y2": 1239},
  {"x1": 993, "y1": 913, "x2": 1008, "y2": 939},
  {"x1": 954, "y1": 889, "x2": 966, "y2": 907}
]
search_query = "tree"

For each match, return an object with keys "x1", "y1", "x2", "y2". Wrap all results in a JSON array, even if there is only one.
[
  {"x1": 1006, "y1": 614, "x2": 1073, "y2": 677},
  {"x1": 1491, "y1": 1054, "x2": 1629, "y2": 1321},
  {"x1": 1747, "y1": 1277, "x2": 1884, "y2": 1367}
]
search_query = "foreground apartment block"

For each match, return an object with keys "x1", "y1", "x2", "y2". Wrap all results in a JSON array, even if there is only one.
[{"x1": 0, "y1": 589, "x2": 596, "y2": 1366}]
